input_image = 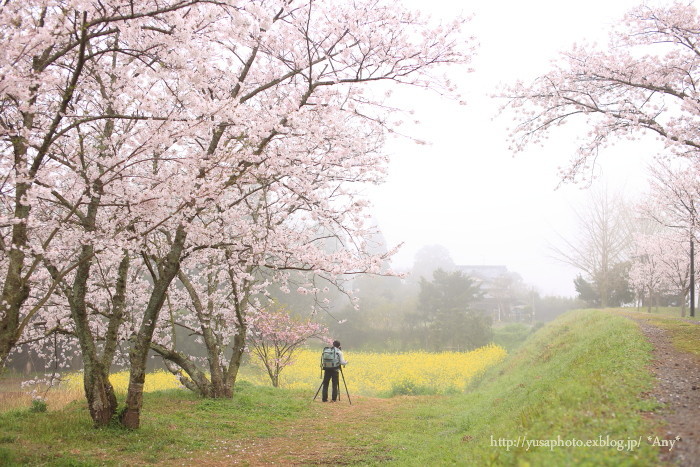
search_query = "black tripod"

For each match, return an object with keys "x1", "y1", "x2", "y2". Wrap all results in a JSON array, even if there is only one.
[{"x1": 313, "y1": 366, "x2": 351, "y2": 405}]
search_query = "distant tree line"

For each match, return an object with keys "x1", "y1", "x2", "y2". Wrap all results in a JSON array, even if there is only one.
[
  {"x1": 270, "y1": 245, "x2": 581, "y2": 352},
  {"x1": 560, "y1": 177, "x2": 700, "y2": 315}
]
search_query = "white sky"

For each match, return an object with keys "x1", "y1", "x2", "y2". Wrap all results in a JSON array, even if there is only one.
[{"x1": 367, "y1": 0, "x2": 664, "y2": 296}]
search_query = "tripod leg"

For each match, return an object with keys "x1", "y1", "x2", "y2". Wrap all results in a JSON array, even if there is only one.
[
  {"x1": 339, "y1": 367, "x2": 351, "y2": 405},
  {"x1": 313, "y1": 380, "x2": 323, "y2": 401}
]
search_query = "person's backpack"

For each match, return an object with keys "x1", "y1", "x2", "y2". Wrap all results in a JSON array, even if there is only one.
[{"x1": 321, "y1": 346, "x2": 340, "y2": 369}]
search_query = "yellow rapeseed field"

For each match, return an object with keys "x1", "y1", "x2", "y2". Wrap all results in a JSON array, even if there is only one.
[
  {"x1": 59, "y1": 345, "x2": 506, "y2": 397},
  {"x1": 242, "y1": 344, "x2": 507, "y2": 396},
  {"x1": 63, "y1": 370, "x2": 183, "y2": 393}
]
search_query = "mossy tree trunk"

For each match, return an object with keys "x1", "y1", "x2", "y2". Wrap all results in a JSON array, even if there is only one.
[{"x1": 121, "y1": 226, "x2": 186, "y2": 429}]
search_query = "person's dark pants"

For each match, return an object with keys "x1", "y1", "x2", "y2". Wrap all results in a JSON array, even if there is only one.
[{"x1": 322, "y1": 369, "x2": 339, "y2": 401}]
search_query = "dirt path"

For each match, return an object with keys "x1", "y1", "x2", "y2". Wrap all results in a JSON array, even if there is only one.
[
  {"x1": 187, "y1": 395, "x2": 412, "y2": 466},
  {"x1": 630, "y1": 318, "x2": 700, "y2": 466}
]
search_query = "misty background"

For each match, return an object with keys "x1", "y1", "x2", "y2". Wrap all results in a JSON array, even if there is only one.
[{"x1": 370, "y1": 0, "x2": 659, "y2": 297}]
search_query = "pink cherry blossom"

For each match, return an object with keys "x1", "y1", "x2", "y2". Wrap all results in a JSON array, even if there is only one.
[{"x1": 0, "y1": 0, "x2": 474, "y2": 429}]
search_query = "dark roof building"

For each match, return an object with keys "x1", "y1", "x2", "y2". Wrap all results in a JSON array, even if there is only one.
[{"x1": 456, "y1": 265, "x2": 509, "y2": 281}]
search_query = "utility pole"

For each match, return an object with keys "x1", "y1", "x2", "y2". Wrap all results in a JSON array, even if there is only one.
[{"x1": 691, "y1": 235, "x2": 695, "y2": 318}]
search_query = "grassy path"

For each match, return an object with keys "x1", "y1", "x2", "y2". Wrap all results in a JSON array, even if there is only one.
[
  {"x1": 620, "y1": 311, "x2": 700, "y2": 466},
  {"x1": 197, "y1": 396, "x2": 415, "y2": 466}
]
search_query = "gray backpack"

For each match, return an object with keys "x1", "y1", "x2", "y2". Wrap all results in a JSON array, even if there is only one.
[{"x1": 321, "y1": 347, "x2": 340, "y2": 369}]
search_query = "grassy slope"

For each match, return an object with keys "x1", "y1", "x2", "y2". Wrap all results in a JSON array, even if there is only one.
[
  {"x1": 0, "y1": 382, "x2": 312, "y2": 466},
  {"x1": 378, "y1": 309, "x2": 661, "y2": 466},
  {"x1": 0, "y1": 309, "x2": 663, "y2": 466}
]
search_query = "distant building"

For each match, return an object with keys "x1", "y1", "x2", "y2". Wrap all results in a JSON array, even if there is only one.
[
  {"x1": 456, "y1": 265, "x2": 509, "y2": 281},
  {"x1": 456, "y1": 265, "x2": 509, "y2": 300},
  {"x1": 456, "y1": 265, "x2": 532, "y2": 322}
]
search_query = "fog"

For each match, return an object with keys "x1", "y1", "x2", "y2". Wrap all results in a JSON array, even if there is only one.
[{"x1": 368, "y1": 0, "x2": 661, "y2": 296}]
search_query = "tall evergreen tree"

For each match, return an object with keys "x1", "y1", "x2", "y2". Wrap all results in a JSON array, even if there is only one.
[{"x1": 418, "y1": 269, "x2": 490, "y2": 351}]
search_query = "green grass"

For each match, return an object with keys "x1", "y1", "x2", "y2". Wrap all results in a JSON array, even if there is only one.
[
  {"x1": 655, "y1": 319, "x2": 700, "y2": 355},
  {"x1": 616, "y1": 308, "x2": 700, "y2": 356},
  {"x1": 0, "y1": 381, "x2": 312, "y2": 466},
  {"x1": 492, "y1": 322, "x2": 538, "y2": 352},
  {"x1": 0, "y1": 310, "x2": 667, "y2": 465},
  {"x1": 374, "y1": 309, "x2": 662, "y2": 465},
  {"x1": 620, "y1": 305, "x2": 700, "y2": 321}
]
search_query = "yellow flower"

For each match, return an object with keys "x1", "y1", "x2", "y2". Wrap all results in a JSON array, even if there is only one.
[
  {"x1": 239, "y1": 344, "x2": 507, "y2": 396},
  {"x1": 63, "y1": 370, "x2": 181, "y2": 393},
  {"x1": 61, "y1": 344, "x2": 506, "y2": 397}
]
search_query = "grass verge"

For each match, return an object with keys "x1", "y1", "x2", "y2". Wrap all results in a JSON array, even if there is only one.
[
  {"x1": 616, "y1": 309, "x2": 700, "y2": 356},
  {"x1": 618, "y1": 306, "x2": 700, "y2": 321},
  {"x1": 375, "y1": 309, "x2": 662, "y2": 465},
  {"x1": 0, "y1": 374, "x2": 84, "y2": 413},
  {"x1": 0, "y1": 381, "x2": 311, "y2": 466}
]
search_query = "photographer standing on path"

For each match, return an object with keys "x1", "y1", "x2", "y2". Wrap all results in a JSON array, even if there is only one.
[{"x1": 321, "y1": 340, "x2": 347, "y2": 402}]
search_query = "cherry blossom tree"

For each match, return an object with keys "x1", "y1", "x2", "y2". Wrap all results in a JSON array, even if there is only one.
[
  {"x1": 0, "y1": 0, "x2": 224, "y2": 425},
  {"x1": 635, "y1": 159, "x2": 700, "y2": 315},
  {"x1": 1, "y1": 0, "x2": 474, "y2": 429},
  {"x1": 644, "y1": 160, "x2": 700, "y2": 234},
  {"x1": 149, "y1": 251, "x2": 254, "y2": 399},
  {"x1": 629, "y1": 232, "x2": 674, "y2": 312},
  {"x1": 248, "y1": 306, "x2": 328, "y2": 388},
  {"x1": 647, "y1": 230, "x2": 692, "y2": 314},
  {"x1": 122, "y1": 0, "x2": 473, "y2": 430},
  {"x1": 505, "y1": 3, "x2": 700, "y2": 183},
  {"x1": 149, "y1": 177, "x2": 389, "y2": 399}
]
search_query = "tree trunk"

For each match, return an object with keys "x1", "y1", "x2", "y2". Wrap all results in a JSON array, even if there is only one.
[
  {"x1": 224, "y1": 331, "x2": 246, "y2": 397},
  {"x1": 654, "y1": 292, "x2": 660, "y2": 312},
  {"x1": 43, "y1": 238, "x2": 119, "y2": 427},
  {"x1": 151, "y1": 342, "x2": 215, "y2": 397},
  {"x1": 148, "y1": 261, "x2": 250, "y2": 400},
  {"x1": 83, "y1": 359, "x2": 117, "y2": 426},
  {"x1": 0, "y1": 307, "x2": 22, "y2": 371},
  {"x1": 153, "y1": 324, "x2": 247, "y2": 399},
  {"x1": 80, "y1": 253, "x2": 129, "y2": 425},
  {"x1": 121, "y1": 227, "x2": 186, "y2": 429},
  {"x1": 71, "y1": 299, "x2": 119, "y2": 426},
  {"x1": 120, "y1": 361, "x2": 145, "y2": 429},
  {"x1": 71, "y1": 251, "x2": 119, "y2": 425},
  {"x1": 204, "y1": 327, "x2": 226, "y2": 396},
  {"x1": 1, "y1": 21, "x2": 88, "y2": 370},
  {"x1": 154, "y1": 342, "x2": 239, "y2": 398},
  {"x1": 0, "y1": 185, "x2": 31, "y2": 371},
  {"x1": 67, "y1": 181, "x2": 122, "y2": 426},
  {"x1": 207, "y1": 346, "x2": 230, "y2": 398},
  {"x1": 680, "y1": 289, "x2": 687, "y2": 318}
]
